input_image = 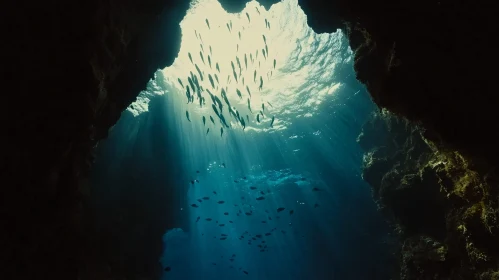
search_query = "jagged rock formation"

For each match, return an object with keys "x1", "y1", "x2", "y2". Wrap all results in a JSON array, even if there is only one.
[
  {"x1": 3, "y1": 0, "x2": 497, "y2": 279},
  {"x1": 299, "y1": 0, "x2": 499, "y2": 169},
  {"x1": 359, "y1": 111, "x2": 499, "y2": 280}
]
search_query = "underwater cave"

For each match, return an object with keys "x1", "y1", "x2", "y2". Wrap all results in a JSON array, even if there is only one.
[
  {"x1": 89, "y1": 1, "x2": 395, "y2": 279},
  {"x1": 5, "y1": 0, "x2": 499, "y2": 279}
]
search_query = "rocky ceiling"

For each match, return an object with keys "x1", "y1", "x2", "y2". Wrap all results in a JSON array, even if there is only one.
[{"x1": 3, "y1": 0, "x2": 497, "y2": 279}]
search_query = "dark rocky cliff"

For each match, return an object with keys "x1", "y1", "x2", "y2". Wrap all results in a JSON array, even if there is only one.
[
  {"x1": 359, "y1": 111, "x2": 499, "y2": 279},
  {"x1": 2, "y1": 0, "x2": 497, "y2": 279}
]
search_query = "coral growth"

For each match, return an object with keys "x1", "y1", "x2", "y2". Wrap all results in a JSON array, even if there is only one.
[{"x1": 359, "y1": 111, "x2": 499, "y2": 280}]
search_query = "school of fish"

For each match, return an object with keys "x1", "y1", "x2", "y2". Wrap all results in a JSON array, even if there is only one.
[{"x1": 178, "y1": 8, "x2": 278, "y2": 137}]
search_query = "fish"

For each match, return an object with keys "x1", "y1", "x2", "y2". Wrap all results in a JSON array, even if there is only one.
[
  {"x1": 262, "y1": 103, "x2": 265, "y2": 112},
  {"x1": 267, "y1": 102, "x2": 273, "y2": 108},
  {"x1": 177, "y1": 78, "x2": 184, "y2": 88},
  {"x1": 187, "y1": 77, "x2": 195, "y2": 92},
  {"x1": 186, "y1": 111, "x2": 191, "y2": 122},
  {"x1": 208, "y1": 55, "x2": 212, "y2": 68},
  {"x1": 243, "y1": 271, "x2": 249, "y2": 275},
  {"x1": 273, "y1": 59, "x2": 276, "y2": 69},
  {"x1": 213, "y1": 191, "x2": 217, "y2": 195},
  {"x1": 185, "y1": 86, "x2": 191, "y2": 102},
  {"x1": 265, "y1": 45, "x2": 269, "y2": 57},
  {"x1": 246, "y1": 12, "x2": 250, "y2": 22},
  {"x1": 256, "y1": 7, "x2": 260, "y2": 14},
  {"x1": 216, "y1": 63, "x2": 220, "y2": 72},
  {"x1": 220, "y1": 127, "x2": 224, "y2": 137},
  {"x1": 205, "y1": 18, "x2": 210, "y2": 29},
  {"x1": 250, "y1": 186, "x2": 257, "y2": 190},
  {"x1": 188, "y1": 52, "x2": 193, "y2": 63},
  {"x1": 206, "y1": 218, "x2": 212, "y2": 221},
  {"x1": 253, "y1": 70, "x2": 257, "y2": 82},
  {"x1": 197, "y1": 199, "x2": 202, "y2": 203},
  {"x1": 236, "y1": 89, "x2": 242, "y2": 99},
  {"x1": 209, "y1": 45, "x2": 212, "y2": 55},
  {"x1": 238, "y1": 31, "x2": 241, "y2": 40},
  {"x1": 195, "y1": 64, "x2": 203, "y2": 80},
  {"x1": 314, "y1": 203, "x2": 319, "y2": 208},
  {"x1": 226, "y1": 23, "x2": 230, "y2": 32},
  {"x1": 214, "y1": 73, "x2": 219, "y2": 84},
  {"x1": 312, "y1": 187, "x2": 321, "y2": 191},
  {"x1": 202, "y1": 197, "x2": 209, "y2": 200},
  {"x1": 268, "y1": 21, "x2": 271, "y2": 29},
  {"x1": 246, "y1": 115, "x2": 250, "y2": 123},
  {"x1": 217, "y1": 200, "x2": 225, "y2": 204},
  {"x1": 244, "y1": 54, "x2": 248, "y2": 69},
  {"x1": 208, "y1": 74, "x2": 215, "y2": 88},
  {"x1": 191, "y1": 204, "x2": 198, "y2": 208},
  {"x1": 259, "y1": 76, "x2": 263, "y2": 90},
  {"x1": 210, "y1": 116, "x2": 215, "y2": 124},
  {"x1": 224, "y1": 212, "x2": 229, "y2": 215},
  {"x1": 219, "y1": 224, "x2": 225, "y2": 227},
  {"x1": 199, "y1": 51, "x2": 205, "y2": 64},
  {"x1": 256, "y1": 196, "x2": 265, "y2": 200},
  {"x1": 262, "y1": 48, "x2": 266, "y2": 59},
  {"x1": 220, "y1": 237, "x2": 227, "y2": 240},
  {"x1": 200, "y1": 43, "x2": 204, "y2": 53},
  {"x1": 277, "y1": 207, "x2": 285, "y2": 212},
  {"x1": 263, "y1": 35, "x2": 267, "y2": 44},
  {"x1": 233, "y1": 70, "x2": 238, "y2": 82},
  {"x1": 265, "y1": 18, "x2": 268, "y2": 27},
  {"x1": 256, "y1": 114, "x2": 260, "y2": 123},
  {"x1": 196, "y1": 216, "x2": 200, "y2": 222},
  {"x1": 247, "y1": 98, "x2": 252, "y2": 112},
  {"x1": 202, "y1": 116, "x2": 206, "y2": 126},
  {"x1": 165, "y1": 267, "x2": 171, "y2": 272},
  {"x1": 289, "y1": 210, "x2": 294, "y2": 215},
  {"x1": 245, "y1": 86, "x2": 251, "y2": 97},
  {"x1": 236, "y1": 57, "x2": 242, "y2": 74},
  {"x1": 270, "y1": 116, "x2": 275, "y2": 127},
  {"x1": 212, "y1": 104, "x2": 220, "y2": 116}
]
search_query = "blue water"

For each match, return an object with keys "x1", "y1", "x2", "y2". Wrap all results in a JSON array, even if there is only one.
[
  {"x1": 90, "y1": 15, "x2": 395, "y2": 277},
  {"x1": 90, "y1": 69, "x2": 396, "y2": 280}
]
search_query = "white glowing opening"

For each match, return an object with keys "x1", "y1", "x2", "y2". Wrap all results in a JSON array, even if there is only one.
[{"x1": 129, "y1": 0, "x2": 353, "y2": 133}]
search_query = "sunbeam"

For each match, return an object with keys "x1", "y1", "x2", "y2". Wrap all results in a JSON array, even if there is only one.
[{"x1": 102, "y1": 0, "x2": 396, "y2": 279}]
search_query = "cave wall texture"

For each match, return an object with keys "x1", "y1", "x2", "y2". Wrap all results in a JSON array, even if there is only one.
[{"x1": 2, "y1": 0, "x2": 498, "y2": 279}]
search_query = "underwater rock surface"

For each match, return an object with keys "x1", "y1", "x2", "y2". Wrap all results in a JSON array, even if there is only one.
[{"x1": 359, "y1": 111, "x2": 499, "y2": 280}]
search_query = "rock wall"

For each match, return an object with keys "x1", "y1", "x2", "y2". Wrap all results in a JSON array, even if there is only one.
[
  {"x1": 3, "y1": 0, "x2": 190, "y2": 279},
  {"x1": 3, "y1": 0, "x2": 498, "y2": 279},
  {"x1": 359, "y1": 111, "x2": 499, "y2": 280},
  {"x1": 299, "y1": 0, "x2": 499, "y2": 168}
]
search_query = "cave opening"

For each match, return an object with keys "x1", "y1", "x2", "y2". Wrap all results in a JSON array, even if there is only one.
[{"x1": 89, "y1": 0, "x2": 397, "y2": 279}]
